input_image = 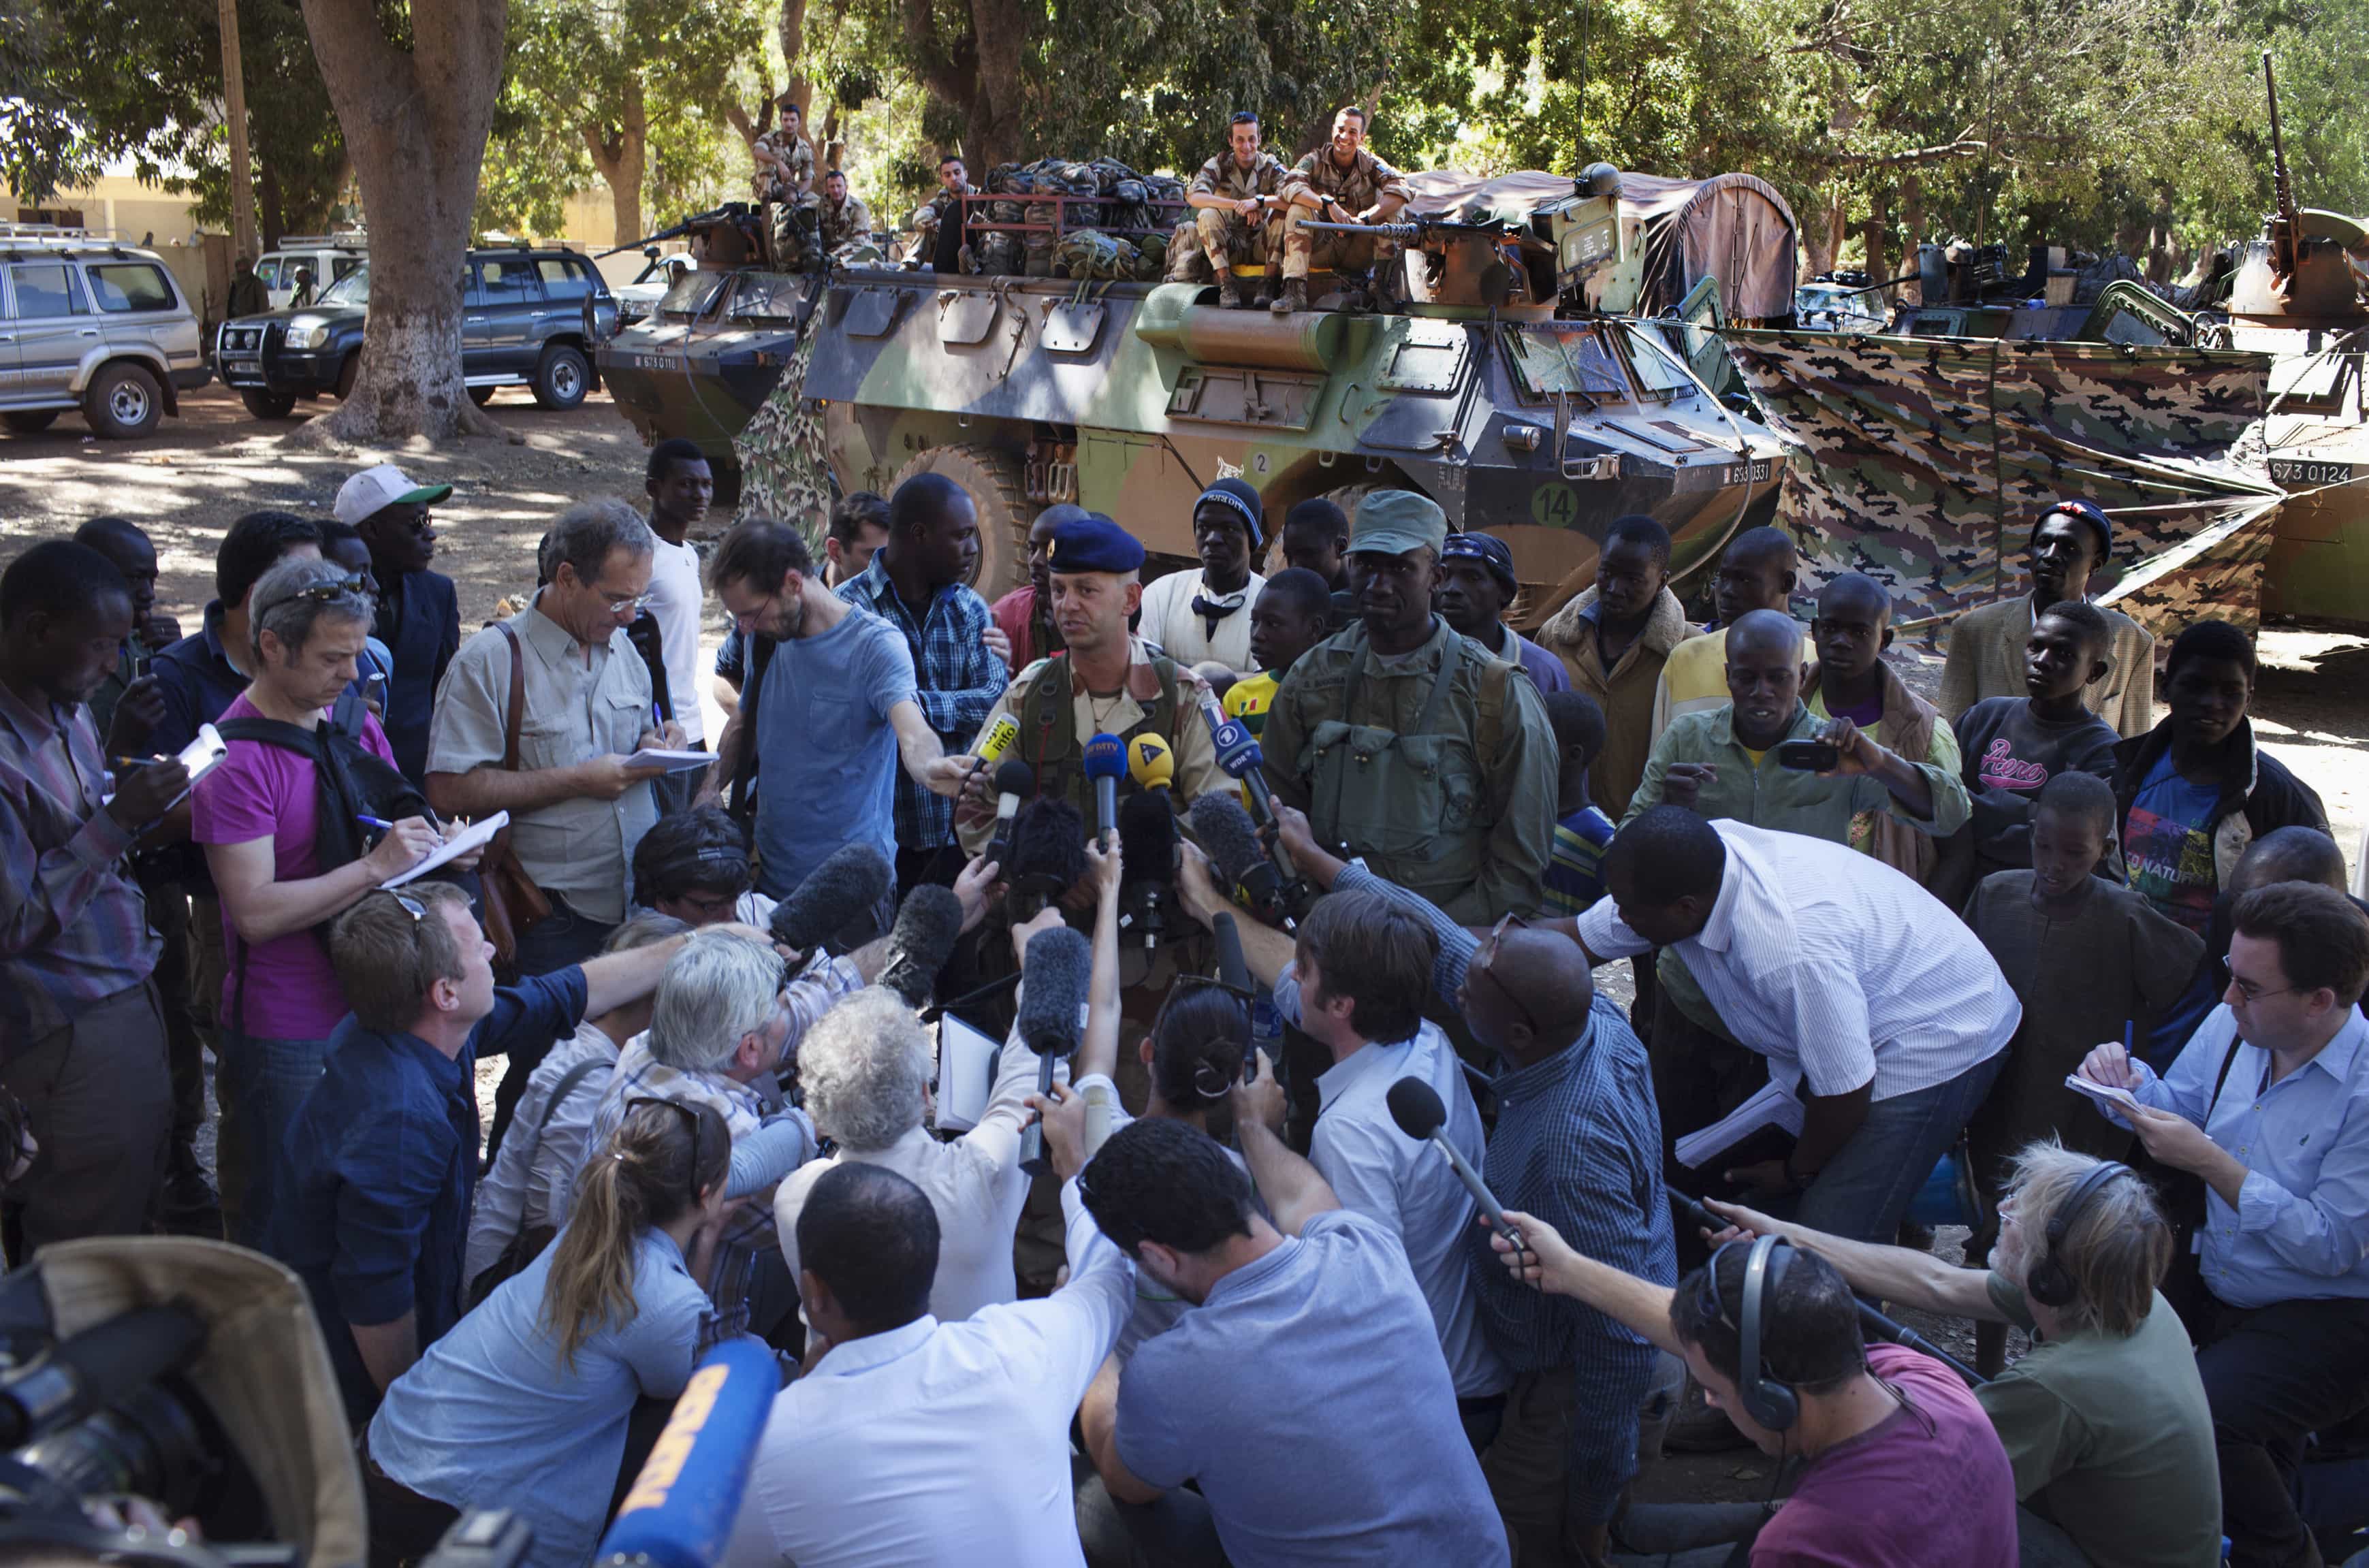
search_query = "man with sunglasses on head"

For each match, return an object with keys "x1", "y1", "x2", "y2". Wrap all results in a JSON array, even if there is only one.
[
  {"x1": 1484, "y1": 1211, "x2": 2017, "y2": 1567},
  {"x1": 335, "y1": 464, "x2": 460, "y2": 787},
  {"x1": 275, "y1": 882, "x2": 723, "y2": 1425}
]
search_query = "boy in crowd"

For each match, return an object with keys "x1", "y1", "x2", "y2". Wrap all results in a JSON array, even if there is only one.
[
  {"x1": 1281, "y1": 495, "x2": 1355, "y2": 629},
  {"x1": 1533, "y1": 515, "x2": 1696, "y2": 820},
  {"x1": 1436, "y1": 532, "x2": 1568, "y2": 693},
  {"x1": 1941, "y1": 498, "x2": 2156, "y2": 737},
  {"x1": 315, "y1": 522, "x2": 397, "y2": 697},
  {"x1": 1963, "y1": 773, "x2": 2201, "y2": 1195},
  {"x1": 1649, "y1": 526, "x2": 1802, "y2": 741},
  {"x1": 1539, "y1": 689, "x2": 1617, "y2": 917},
  {"x1": 1937, "y1": 599, "x2": 2121, "y2": 903},
  {"x1": 1139, "y1": 479, "x2": 1268, "y2": 671},
  {"x1": 1221, "y1": 567, "x2": 1335, "y2": 740},
  {"x1": 1802, "y1": 571, "x2": 1958, "y2": 888}
]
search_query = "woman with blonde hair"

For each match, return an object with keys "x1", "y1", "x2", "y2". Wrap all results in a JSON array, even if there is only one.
[{"x1": 362, "y1": 1098, "x2": 733, "y2": 1568}]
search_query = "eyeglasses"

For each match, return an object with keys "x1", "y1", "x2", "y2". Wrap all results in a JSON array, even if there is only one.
[
  {"x1": 283, "y1": 574, "x2": 370, "y2": 605},
  {"x1": 2225, "y1": 960, "x2": 2298, "y2": 1005},
  {"x1": 624, "y1": 1096, "x2": 704, "y2": 1211},
  {"x1": 595, "y1": 587, "x2": 655, "y2": 615}
]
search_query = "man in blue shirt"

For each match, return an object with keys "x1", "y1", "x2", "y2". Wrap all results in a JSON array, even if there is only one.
[
  {"x1": 2078, "y1": 880, "x2": 2369, "y2": 1568},
  {"x1": 705, "y1": 518, "x2": 962, "y2": 900},
  {"x1": 336, "y1": 464, "x2": 461, "y2": 787},
  {"x1": 834, "y1": 473, "x2": 1008, "y2": 893},
  {"x1": 275, "y1": 882, "x2": 706, "y2": 1426}
]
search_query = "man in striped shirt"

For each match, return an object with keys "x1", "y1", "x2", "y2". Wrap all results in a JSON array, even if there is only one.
[{"x1": 0, "y1": 541, "x2": 190, "y2": 1249}]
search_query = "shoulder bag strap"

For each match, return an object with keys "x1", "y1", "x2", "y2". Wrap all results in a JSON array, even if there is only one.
[{"x1": 496, "y1": 622, "x2": 526, "y2": 773}]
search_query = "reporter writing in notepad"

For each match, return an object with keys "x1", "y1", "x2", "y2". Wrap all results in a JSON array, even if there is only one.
[
  {"x1": 2075, "y1": 882, "x2": 2369, "y2": 1568},
  {"x1": 192, "y1": 558, "x2": 478, "y2": 1249}
]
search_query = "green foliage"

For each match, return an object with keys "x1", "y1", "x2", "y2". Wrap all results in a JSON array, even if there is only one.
[{"x1": 0, "y1": 0, "x2": 345, "y2": 241}]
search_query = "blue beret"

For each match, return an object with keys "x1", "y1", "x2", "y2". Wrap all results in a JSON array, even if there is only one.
[{"x1": 1045, "y1": 512, "x2": 1145, "y2": 575}]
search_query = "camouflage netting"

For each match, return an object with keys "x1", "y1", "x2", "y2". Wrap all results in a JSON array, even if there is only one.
[
  {"x1": 968, "y1": 157, "x2": 1183, "y2": 282},
  {"x1": 1723, "y1": 330, "x2": 2287, "y2": 641},
  {"x1": 733, "y1": 323, "x2": 832, "y2": 544}
]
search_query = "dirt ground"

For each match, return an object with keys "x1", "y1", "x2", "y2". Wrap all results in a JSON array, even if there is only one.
[{"x1": 5, "y1": 383, "x2": 2363, "y2": 1514}]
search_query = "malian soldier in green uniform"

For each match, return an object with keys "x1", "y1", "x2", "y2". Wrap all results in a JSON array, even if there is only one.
[
  {"x1": 814, "y1": 168, "x2": 873, "y2": 257},
  {"x1": 955, "y1": 512, "x2": 1228, "y2": 852},
  {"x1": 1274, "y1": 104, "x2": 1412, "y2": 316},
  {"x1": 1260, "y1": 490, "x2": 1558, "y2": 923},
  {"x1": 1179, "y1": 110, "x2": 1291, "y2": 310}
]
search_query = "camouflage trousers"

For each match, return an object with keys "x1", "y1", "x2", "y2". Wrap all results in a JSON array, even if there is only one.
[
  {"x1": 1280, "y1": 207, "x2": 1401, "y2": 281},
  {"x1": 768, "y1": 192, "x2": 821, "y2": 267},
  {"x1": 1193, "y1": 206, "x2": 1284, "y2": 272}
]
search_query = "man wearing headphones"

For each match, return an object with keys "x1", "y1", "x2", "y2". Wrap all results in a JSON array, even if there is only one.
[
  {"x1": 1702, "y1": 1144, "x2": 2221, "y2": 1568},
  {"x1": 1489, "y1": 1209, "x2": 2017, "y2": 1565}
]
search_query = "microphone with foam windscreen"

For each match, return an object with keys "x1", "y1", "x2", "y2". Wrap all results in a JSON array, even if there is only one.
[
  {"x1": 1386, "y1": 1076, "x2": 1521, "y2": 1246},
  {"x1": 1116, "y1": 791, "x2": 1176, "y2": 949},
  {"x1": 1186, "y1": 792, "x2": 1291, "y2": 929},
  {"x1": 987, "y1": 758, "x2": 1036, "y2": 872},
  {"x1": 596, "y1": 1337, "x2": 780, "y2": 1568},
  {"x1": 1005, "y1": 796, "x2": 1087, "y2": 924},
  {"x1": 1082, "y1": 731, "x2": 1126, "y2": 842},
  {"x1": 1212, "y1": 911, "x2": 1259, "y2": 1084},
  {"x1": 1015, "y1": 925, "x2": 1092, "y2": 1177},
  {"x1": 768, "y1": 841, "x2": 895, "y2": 955},
  {"x1": 878, "y1": 884, "x2": 966, "y2": 1008}
]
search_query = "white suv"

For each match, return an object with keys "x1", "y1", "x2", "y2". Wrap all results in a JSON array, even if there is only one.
[
  {"x1": 256, "y1": 238, "x2": 366, "y2": 308},
  {"x1": 0, "y1": 231, "x2": 210, "y2": 438}
]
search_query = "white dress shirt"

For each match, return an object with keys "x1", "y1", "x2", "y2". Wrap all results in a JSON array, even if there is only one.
[
  {"x1": 775, "y1": 1014, "x2": 1066, "y2": 1322},
  {"x1": 1576, "y1": 820, "x2": 2019, "y2": 1100},
  {"x1": 1310, "y1": 1021, "x2": 1508, "y2": 1400},
  {"x1": 722, "y1": 1181, "x2": 1132, "y2": 1568},
  {"x1": 464, "y1": 1020, "x2": 620, "y2": 1290},
  {"x1": 1139, "y1": 566, "x2": 1267, "y2": 672}
]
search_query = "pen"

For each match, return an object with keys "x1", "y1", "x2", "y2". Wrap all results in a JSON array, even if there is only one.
[
  {"x1": 112, "y1": 754, "x2": 162, "y2": 769},
  {"x1": 357, "y1": 814, "x2": 394, "y2": 832}
]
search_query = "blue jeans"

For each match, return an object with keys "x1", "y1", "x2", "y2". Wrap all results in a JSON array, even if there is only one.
[
  {"x1": 218, "y1": 1029, "x2": 336, "y2": 1249},
  {"x1": 1787, "y1": 1051, "x2": 2004, "y2": 1245}
]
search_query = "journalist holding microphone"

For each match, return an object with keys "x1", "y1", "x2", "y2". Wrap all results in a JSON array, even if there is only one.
[{"x1": 2076, "y1": 881, "x2": 2369, "y2": 1568}]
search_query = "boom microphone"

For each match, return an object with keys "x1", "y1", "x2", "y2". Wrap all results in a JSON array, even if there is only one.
[
  {"x1": 1186, "y1": 792, "x2": 1290, "y2": 929},
  {"x1": 769, "y1": 841, "x2": 894, "y2": 955},
  {"x1": 878, "y1": 884, "x2": 966, "y2": 1008},
  {"x1": 597, "y1": 1337, "x2": 780, "y2": 1568},
  {"x1": 987, "y1": 758, "x2": 1036, "y2": 872},
  {"x1": 1663, "y1": 1192, "x2": 1989, "y2": 1388},
  {"x1": 1386, "y1": 1076, "x2": 1521, "y2": 1246},
  {"x1": 1116, "y1": 791, "x2": 1177, "y2": 949},
  {"x1": 1212, "y1": 912, "x2": 1257, "y2": 1083},
  {"x1": 1015, "y1": 925, "x2": 1092, "y2": 1177},
  {"x1": 1005, "y1": 797, "x2": 1087, "y2": 923},
  {"x1": 1083, "y1": 731, "x2": 1126, "y2": 842}
]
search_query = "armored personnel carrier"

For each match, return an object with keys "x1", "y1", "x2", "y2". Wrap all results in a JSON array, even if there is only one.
[
  {"x1": 774, "y1": 165, "x2": 1798, "y2": 609},
  {"x1": 595, "y1": 205, "x2": 827, "y2": 500}
]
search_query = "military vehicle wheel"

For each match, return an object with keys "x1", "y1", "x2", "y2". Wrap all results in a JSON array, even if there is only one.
[
  {"x1": 2, "y1": 411, "x2": 59, "y2": 433},
  {"x1": 84, "y1": 362, "x2": 163, "y2": 438},
  {"x1": 468, "y1": 386, "x2": 496, "y2": 407},
  {"x1": 891, "y1": 444, "x2": 1034, "y2": 598},
  {"x1": 532, "y1": 345, "x2": 591, "y2": 411},
  {"x1": 240, "y1": 388, "x2": 298, "y2": 420}
]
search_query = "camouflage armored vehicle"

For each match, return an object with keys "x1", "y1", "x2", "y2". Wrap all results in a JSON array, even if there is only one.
[
  {"x1": 754, "y1": 164, "x2": 1798, "y2": 612},
  {"x1": 595, "y1": 205, "x2": 828, "y2": 499}
]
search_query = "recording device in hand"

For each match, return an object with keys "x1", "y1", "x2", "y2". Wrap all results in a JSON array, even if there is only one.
[
  {"x1": 1117, "y1": 791, "x2": 1177, "y2": 948},
  {"x1": 1082, "y1": 731, "x2": 1127, "y2": 841},
  {"x1": 1186, "y1": 792, "x2": 1292, "y2": 929},
  {"x1": 1015, "y1": 925, "x2": 1091, "y2": 1177},
  {"x1": 987, "y1": 759, "x2": 1036, "y2": 871},
  {"x1": 596, "y1": 1337, "x2": 780, "y2": 1568},
  {"x1": 1004, "y1": 797, "x2": 1087, "y2": 924},
  {"x1": 768, "y1": 841, "x2": 894, "y2": 955},
  {"x1": 878, "y1": 884, "x2": 966, "y2": 1008},
  {"x1": 1385, "y1": 1077, "x2": 1522, "y2": 1245},
  {"x1": 974, "y1": 712, "x2": 1021, "y2": 765},
  {"x1": 1775, "y1": 739, "x2": 1841, "y2": 772}
]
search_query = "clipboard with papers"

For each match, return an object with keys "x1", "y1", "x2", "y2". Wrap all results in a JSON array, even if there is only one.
[{"x1": 379, "y1": 812, "x2": 509, "y2": 889}]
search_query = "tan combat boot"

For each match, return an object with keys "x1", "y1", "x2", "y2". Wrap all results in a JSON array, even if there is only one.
[
  {"x1": 1215, "y1": 269, "x2": 1243, "y2": 309},
  {"x1": 1271, "y1": 276, "x2": 1307, "y2": 315}
]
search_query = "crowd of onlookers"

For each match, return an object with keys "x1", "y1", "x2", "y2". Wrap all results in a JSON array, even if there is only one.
[{"x1": 1, "y1": 456, "x2": 2364, "y2": 1568}]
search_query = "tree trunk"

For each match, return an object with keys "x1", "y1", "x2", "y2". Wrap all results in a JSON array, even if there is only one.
[
  {"x1": 1901, "y1": 173, "x2": 1924, "y2": 299},
  {"x1": 964, "y1": 0, "x2": 1025, "y2": 171},
  {"x1": 296, "y1": 0, "x2": 507, "y2": 443},
  {"x1": 1861, "y1": 182, "x2": 1890, "y2": 299},
  {"x1": 776, "y1": 0, "x2": 810, "y2": 123},
  {"x1": 584, "y1": 80, "x2": 648, "y2": 247}
]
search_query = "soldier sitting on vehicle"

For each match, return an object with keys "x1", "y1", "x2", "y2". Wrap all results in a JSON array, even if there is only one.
[
  {"x1": 751, "y1": 96, "x2": 818, "y2": 261},
  {"x1": 816, "y1": 168, "x2": 874, "y2": 259},
  {"x1": 1275, "y1": 104, "x2": 1412, "y2": 315},
  {"x1": 911, "y1": 152, "x2": 975, "y2": 274},
  {"x1": 1177, "y1": 111, "x2": 1290, "y2": 310}
]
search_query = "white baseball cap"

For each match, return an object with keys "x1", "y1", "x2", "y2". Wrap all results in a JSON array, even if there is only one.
[{"x1": 334, "y1": 463, "x2": 454, "y2": 526}]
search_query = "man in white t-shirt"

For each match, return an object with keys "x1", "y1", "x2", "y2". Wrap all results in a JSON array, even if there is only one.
[
  {"x1": 642, "y1": 438, "x2": 715, "y2": 814},
  {"x1": 1137, "y1": 477, "x2": 1269, "y2": 672}
]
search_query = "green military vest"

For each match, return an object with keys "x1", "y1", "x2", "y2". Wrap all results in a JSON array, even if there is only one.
[{"x1": 1018, "y1": 651, "x2": 1186, "y2": 821}]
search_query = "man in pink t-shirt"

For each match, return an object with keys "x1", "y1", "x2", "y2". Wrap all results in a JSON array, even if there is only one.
[
  {"x1": 194, "y1": 558, "x2": 451, "y2": 1247},
  {"x1": 1488, "y1": 1211, "x2": 2018, "y2": 1567}
]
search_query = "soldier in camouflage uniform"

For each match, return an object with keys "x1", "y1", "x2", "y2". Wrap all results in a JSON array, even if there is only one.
[
  {"x1": 750, "y1": 97, "x2": 818, "y2": 264},
  {"x1": 1275, "y1": 104, "x2": 1412, "y2": 315},
  {"x1": 910, "y1": 152, "x2": 974, "y2": 274},
  {"x1": 1261, "y1": 490, "x2": 1559, "y2": 923},
  {"x1": 814, "y1": 169, "x2": 873, "y2": 258},
  {"x1": 1179, "y1": 111, "x2": 1290, "y2": 310}
]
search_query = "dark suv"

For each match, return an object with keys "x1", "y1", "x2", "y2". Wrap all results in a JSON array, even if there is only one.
[{"x1": 216, "y1": 244, "x2": 618, "y2": 419}]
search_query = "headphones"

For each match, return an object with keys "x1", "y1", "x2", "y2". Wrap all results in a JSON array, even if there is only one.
[
  {"x1": 1706, "y1": 1233, "x2": 1800, "y2": 1433},
  {"x1": 2026, "y1": 1159, "x2": 2132, "y2": 1309}
]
